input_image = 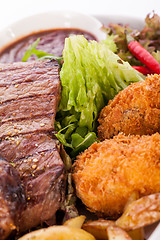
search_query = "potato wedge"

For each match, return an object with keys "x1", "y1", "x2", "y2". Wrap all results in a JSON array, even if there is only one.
[
  {"x1": 128, "y1": 228, "x2": 144, "y2": 240},
  {"x1": 82, "y1": 219, "x2": 114, "y2": 240},
  {"x1": 123, "y1": 191, "x2": 144, "y2": 240},
  {"x1": 123, "y1": 191, "x2": 140, "y2": 211},
  {"x1": 63, "y1": 215, "x2": 86, "y2": 228},
  {"x1": 18, "y1": 225, "x2": 96, "y2": 240},
  {"x1": 116, "y1": 193, "x2": 160, "y2": 231},
  {"x1": 107, "y1": 225, "x2": 132, "y2": 240}
]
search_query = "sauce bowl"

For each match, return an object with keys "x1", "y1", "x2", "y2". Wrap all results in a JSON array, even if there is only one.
[{"x1": 0, "y1": 11, "x2": 106, "y2": 51}]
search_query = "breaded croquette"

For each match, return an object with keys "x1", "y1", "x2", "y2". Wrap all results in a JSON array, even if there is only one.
[
  {"x1": 73, "y1": 133, "x2": 160, "y2": 217},
  {"x1": 98, "y1": 74, "x2": 160, "y2": 140}
]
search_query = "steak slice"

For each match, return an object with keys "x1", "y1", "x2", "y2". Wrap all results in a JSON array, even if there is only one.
[
  {"x1": 0, "y1": 94, "x2": 56, "y2": 123},
  {"x1": 0, "y1": 158, "x2": 26, "y2": 239},
  {"x1": 0, "y1": 60, "x2": 61, "y2": 139},
  {"x1": 0, "y1": 133, "x2": 66, "y2": 232},
  {"x1": 0, "y1": 116, "x2": 54, "y2": 139},
  {"x1": 0, "y1": 133, "x2": 58, "y2": 162},
  {"x1": 0, "y1": 60, "x2": 67, "y2": 237},
  {"x1": 0, "y1": 78, "x2": 59, "y2": 103}
]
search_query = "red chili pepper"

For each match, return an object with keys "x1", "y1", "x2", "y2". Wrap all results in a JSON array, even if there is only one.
[
  {"x1": 127, "y1": 37, "x2": 160, "y2": 74},
  {"x1": 132, "y1": 66, "x2": 154, "y2": 75}
]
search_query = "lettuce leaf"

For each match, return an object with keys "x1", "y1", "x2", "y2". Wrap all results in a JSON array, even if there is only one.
[{"x1": 55, "y1": 35, "x2": 144, "y2": 156}]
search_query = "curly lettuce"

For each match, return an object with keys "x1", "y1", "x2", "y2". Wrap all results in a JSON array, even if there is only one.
[
  {"x1": 55, "y1": 35, "x2": 144, "y2": 157},
  {"x1": 102, "y1": 12, "x2": 160, "y2": 65}
]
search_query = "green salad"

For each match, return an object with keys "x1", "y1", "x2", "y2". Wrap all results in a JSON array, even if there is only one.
[
  {"x1": 22, "y1": 12, "x2": 160, "y2": 158},
  {"x1": 54, "y1": 35, "x2": 144, "y2": 156},
  {"x1": 102, "y1": 12, "x2": 160, "y2": 65}
]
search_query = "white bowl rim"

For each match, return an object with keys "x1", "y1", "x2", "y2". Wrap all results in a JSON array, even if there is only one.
[{"x1": 0, "y1": 10, "x2": 106, "y2": 51}]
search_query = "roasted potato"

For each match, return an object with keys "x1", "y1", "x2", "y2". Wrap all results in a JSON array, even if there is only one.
[
  {"x1": 63, "y1": 215, "x2": 86, "y2": 228},
  {"x1": 128, "y1": 228, "x2": 144, "y2": 240},
  {"x1": 122, "y1": 191, "x2": 144, "y2": 240},
  {"x1": 18, "y1": 225, "x2": 96, "y2": 240},
  {"x1": 116, "y1": 193, "x2": 160, "y2": 230},
  {"x1": 123, "y1": 191, "x2": 140, "y2": 211},
  {"x1": 83, "y1": 219, "x2": 114, "y2": 240},
  {"x1": 107, "y1": 225, "x2": 132, "y2": 240},
  {"x1": 82, "y1": 219, "x2": 144, "y2": 240}
]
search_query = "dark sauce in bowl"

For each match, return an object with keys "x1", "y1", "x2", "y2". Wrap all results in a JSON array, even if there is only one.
[{"x1": 0, "y1": 29, "x2": 97, "y2": 63}]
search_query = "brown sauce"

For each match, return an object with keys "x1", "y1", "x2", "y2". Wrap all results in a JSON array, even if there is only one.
[{"x1": 0, "y1": 29, "x2": 97, "y2": 63}]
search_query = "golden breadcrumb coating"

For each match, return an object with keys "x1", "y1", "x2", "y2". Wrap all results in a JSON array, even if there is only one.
[
  {"x1": 73, "y1": 133, "x2": 160, "y2": 217},
  {"x1": 98, "y1": 74, "x2": 160, "y2": 140}
]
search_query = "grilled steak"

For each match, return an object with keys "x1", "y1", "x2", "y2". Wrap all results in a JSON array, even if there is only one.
[
  {"x1": 0, "y1": 60, "x2": 66, "y2": 237},
  {"x1": 0, "y1": 158, "x2": 26, "y2": 239},
  {"x1": 0, "y1": 60, "x2": 61, "y2": 138},
  {"x1": 0, "y1": 134, "x2": 66, "y2": 232}
]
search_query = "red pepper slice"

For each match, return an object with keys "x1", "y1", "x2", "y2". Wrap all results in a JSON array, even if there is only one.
[
  {"x1": 128, "y1": 37, "x2": 160, "y2": 74},
  {"x1": 132, "y1": 66, "x2": 154, "y2": 75}
]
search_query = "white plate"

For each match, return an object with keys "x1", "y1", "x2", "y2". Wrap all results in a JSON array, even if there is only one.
[
  {"x1": 95, "y1": 14, "x2": 144, "y2": 29},
  {"x1": 0, "y1": 10, "x2": 159, "y2": 240}
]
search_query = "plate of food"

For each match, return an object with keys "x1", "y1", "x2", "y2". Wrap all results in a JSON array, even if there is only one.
[{"x1": 0, "y1": 10, "x2": 160, "y2": 240}]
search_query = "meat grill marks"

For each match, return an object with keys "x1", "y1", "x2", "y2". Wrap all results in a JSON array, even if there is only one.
[
  {"x1": 0, "y1": 158, "x2": 26, "y2": 239},
  {"x1": 0, "y1": 60, "x2": 59, "y2": 86},
  {"x1": 0, "y1": 78, "x2": 59, "y2": 103},
  {"x1": 0, "y1": 60, "x2": 61, "y2": 139},
  {"x1": 0, "y1": 116, "x2": 54, "y2": 139},
  {"x1": 0, "y1": 133, "x2": 58, "y2": 162},
  {"x1": 0, "y1": 60, "x2": 67, "y2": 237},
  {"x1": 0, "y1": 94, "x2": 56, "y2": 123}
]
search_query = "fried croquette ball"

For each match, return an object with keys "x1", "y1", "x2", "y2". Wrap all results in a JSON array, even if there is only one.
[
  {"x1": 98, "y1": 74, "x2": 160, "y2": 140},
  {"x1": 72, "y1": 133, "x2": 160, "y2": 217}
]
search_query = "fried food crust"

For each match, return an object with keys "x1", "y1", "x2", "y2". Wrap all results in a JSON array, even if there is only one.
[
  {"x1": 98, "y1": 74, "x2": 160, "y2": 140},
  {"x1": 72, "y1": 133, "x2": 160, "y2": 217}
]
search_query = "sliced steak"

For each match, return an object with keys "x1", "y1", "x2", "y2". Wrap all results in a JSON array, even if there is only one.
[
  {"x1": 0, "y1": 94, "x2": 56, "y2": 123},
  {"x1": 0, "y1": 60, "x2": 59, "y2": 86},
  {"x1": 0, "y1": 61, "x2": 60, "y2": 134},
  {"x1": 0, "y1": 116, "x2": 54, "y2": 139},
  {"x1": 0, "y1": 79, "x2": 59, "y2": 103},
  {"x1": 0, "y1": 134, "x2": 66, "y2": 232},
  {"x1": 0, "y1": 158, "x2": 26, "y2": 239},
  {"x1": 0, "y1": 133, "x2": 58, "y2": 162},
  {"x1": 0, "y1": 60, "x2": 67, "y2": 237}
]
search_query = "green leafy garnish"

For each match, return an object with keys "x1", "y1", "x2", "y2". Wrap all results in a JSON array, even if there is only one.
[
  {"x1": 22, "y1": 38, "x2": 40, "y2": 62},
  {"x1": 22, "y1": 38, "x2": 63, "y2": 66},
  {"x1": 70, "y1": 132, "x2": 98, "y2": 157}
]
